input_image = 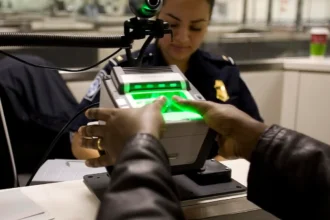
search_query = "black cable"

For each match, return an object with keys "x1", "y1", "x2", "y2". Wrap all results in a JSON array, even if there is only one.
[
  {"x1": 26, "y1": 102, "x2": 100, "y2": 186},
  {"x1": 0, "y1": 33, "x2": 131, "y2": 48},
  {"x1": 125, "y1": 48, "x2": 133, "y2": 66},
  {"x1": 0, "y1": 48, "x2": 123, "y2": 72},
  {"x1": 136, "y1": 35, "x2": 154, "y2": 66}
]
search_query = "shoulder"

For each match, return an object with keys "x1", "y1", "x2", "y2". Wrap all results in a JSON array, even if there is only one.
[
  {"x1": 83, "y1": 53, "x2": 133, "y2": 102},
  {"x1": 106, "y1": 47, "x2": 154, "y2": 68},
  {"x1": 199, "y1": 50, "x2": 236, "y2": 67},
  {"x1": 108, "y1": 53, "x2": 132, "y2": 67},
  {"x1": 104, "y1": 48, "x2": 141, "y2": 68},
  {"x1": 198, "y1": 50, "x2": 240, "y2": 78},
  {"x1": 83, "y1": 46, "x2": 152, "y2": 103}
]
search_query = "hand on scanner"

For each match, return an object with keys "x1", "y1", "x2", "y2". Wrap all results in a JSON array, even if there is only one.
[
  {"x1": 79, "y1": 95, "x2": 268, "y2": 167},
  {"x1": 78, "y1": 96, "x2": 167, "y2": 167},
  {"x1": 172, "y1": 96, "x2": 268, "y2": 161}
]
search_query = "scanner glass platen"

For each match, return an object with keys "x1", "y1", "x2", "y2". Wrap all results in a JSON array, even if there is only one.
[{"x1": 127, "y1": 90, "x2": 202, "y2": 121}]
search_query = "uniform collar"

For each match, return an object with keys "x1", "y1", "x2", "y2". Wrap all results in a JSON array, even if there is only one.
[
  {"x1": 143, "y1": 43, "x2": 167, "y2": 66},
  {"x1": 144, "y1": 43, "x2": 199, "y2": 66}
]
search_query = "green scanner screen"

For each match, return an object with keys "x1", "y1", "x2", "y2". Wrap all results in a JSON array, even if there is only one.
[{"x1": 127, "y1": 90, "x2": 203, "y2": 121}]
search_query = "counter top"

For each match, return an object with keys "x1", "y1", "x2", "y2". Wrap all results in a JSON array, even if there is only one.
[
  {"x1": 237, "y1": 57, "x2": 330, "y2": 73},
  {"x1": 57, "y1": 57, "x2": 330, "y2": 82},
  {"x1": 77, "y1": 16, "x2": 131, "y2": 26},
  {"x1": 0, "y1": 159, "x2": 276, "y2": 220},
  {"x1": 205, "y1": 30, "x2": 312, "y2": 43},
  {"x1": 0, "y1": 27, "x2": 19, "y2": 32},
  {"x1": 283, "y1": 57, "x2": 330, "y2": 73},
  {"x1": 30, "y1": 20, "x2": 95, "y2": 32}
]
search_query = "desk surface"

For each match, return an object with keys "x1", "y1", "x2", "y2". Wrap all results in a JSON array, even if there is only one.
[
  {"x1": 283, "y1": 57, "x2": 330, "y2": 73},
  {"x1": 1, "y1": 159, "x2": 252, "y2": 220}
]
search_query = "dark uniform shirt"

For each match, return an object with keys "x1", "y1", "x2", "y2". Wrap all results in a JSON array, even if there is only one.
[
  {"x1": 0, "y1": 55, "x2": 77, "y2": 179},
  {"x1": 70, "y1": 43, "x2": 263, "y2": 156}
]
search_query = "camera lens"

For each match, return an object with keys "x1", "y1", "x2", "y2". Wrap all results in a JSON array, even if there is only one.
[{"x1": 147, "y1": 0, "x2": 160, "y2": 9}]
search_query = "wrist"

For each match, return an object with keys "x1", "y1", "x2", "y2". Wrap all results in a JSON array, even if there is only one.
[
  {"x1": 126, "y1": 130, "x2": 160, "y2": 143},
  {"x1": 241, "y1": 121, "x2": 269, "y2": 161},
  {"x1": 138, "y1": 127, "x2": 161, "y2": 140},
  {"x1": 144, "y1": 131, "x2": 160, "y2": 140}
]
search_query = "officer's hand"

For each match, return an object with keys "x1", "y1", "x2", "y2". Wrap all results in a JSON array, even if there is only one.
[
  {"x1": 173, "y1": 96, "x2": 268, "y2": 161},
  {"x1": 78, "y1": 97, "x2": 166, "y2": 167},
  {"x1": 215, "y1": 135, "x2": 240, "y2": 160}
]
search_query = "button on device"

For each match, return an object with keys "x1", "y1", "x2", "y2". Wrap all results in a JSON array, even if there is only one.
[{"x1": 195, "y1": 94, "x2": 203, "y2": 100}]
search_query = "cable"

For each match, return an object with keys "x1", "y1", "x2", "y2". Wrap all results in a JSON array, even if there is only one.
[
  {"x1": 0, "y1": 98, "x2": 18, "y2": 188},
  {"x1": 0, "y1": 48, "x2": 123, "y2": 72},
  {"x1": 136, "y1": 35, "x2": 154, "y2": 66},
  {"x1": 125, "y1": 48, "x2": 133, "y2": 66},
  {"x1": 26, "y1": 102, "x2": 100, "y2": 186},
  {"x1": 0, "y1": 41, "x2": 122, "y2": 186},
  {"x1": 0, "y1": 33, "x2": 131, "y2": 48}
]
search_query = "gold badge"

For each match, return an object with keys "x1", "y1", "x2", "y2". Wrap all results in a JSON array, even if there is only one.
[
  {"x1": 222, "y1": 55, "x2": 228, "y2": 61},
  {"x1": 214, "y1": 80, "x2": 229, "y2": 102}
]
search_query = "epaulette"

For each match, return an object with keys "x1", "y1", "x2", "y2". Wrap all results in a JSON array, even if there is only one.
[
  {"x1": 109, "y1": 54, "x2": 128, "y2": 66},
  {"x1": 202, "y1": 51, "x2": 236, "y2": 66},
  {"x1": 220, "y1": 55, "x2": 235, "y2": 65},
  {"x1": 109, "y1": 51, "x2": 154, "y2": 66}
]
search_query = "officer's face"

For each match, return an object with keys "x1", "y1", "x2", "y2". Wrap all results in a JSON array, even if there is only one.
[{"x1": 157, "y1": 0, "x2": 210, "y2": 63}]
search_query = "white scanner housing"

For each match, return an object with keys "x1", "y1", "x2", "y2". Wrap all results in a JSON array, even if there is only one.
[{"x1": 100, "y1": 65, "x2": 214, "y2": 174}]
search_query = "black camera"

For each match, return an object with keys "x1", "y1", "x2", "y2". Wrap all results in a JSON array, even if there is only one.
[{"x1": 129, "y1": 0, "x2": 163, "y2": 18}]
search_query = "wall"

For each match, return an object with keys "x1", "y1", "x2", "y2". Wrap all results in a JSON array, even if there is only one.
[
  {"x1": 212, "y1": 0, "x2": 330, "y2": 24},
  {"x1": 1, "y1": 0, "x2": 329, "y2": 23},
  {"x1": 246, "y1": 0, "x2": 268, "y2": 23},
  {"x1": 302, "y1": 0, "x2": 330, "y2": 22},
  {"x1": 1, "y1": 0, "x2": 48, "y2": 11},
  {"x1": 241, "y1": 71, "x2": 284, "y2": 125},
  {"x1": 212, "y1": 0, "x2": 245, "y2": 23},
  {"x1": 0, "y1": 0, "x2": 126, "y2": 12}
]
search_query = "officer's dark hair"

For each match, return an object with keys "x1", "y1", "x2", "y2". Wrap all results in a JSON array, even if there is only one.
[
  {"x1": 206, "y1": 0, "x2": 215, "y2": 18},
  {"x1": 161, "y1": 0, "x2": 215, "y2": 18}
]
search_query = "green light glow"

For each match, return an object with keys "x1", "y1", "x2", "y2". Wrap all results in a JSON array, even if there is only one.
[
  {"x1": 134, "y1": 85, "x2": 142, "y2": 89},
  {"x1": 127, "y1": 82, "x2": 183, "y2": 93},
  {"x1": 140, "y1": 4, "x2": 153, "y2": 17},
  {"x1": 128, "y1": 90, "x2": 202, "y2": 121},
  {"x1": 163, "y1": 112, "x2": 202, "y2": 121},
  {"x1": 131, "y1": 90, "x2": 187, "y2": 101},
  {"x1": 142, "y1": 4, "x2": 151, "y2": 11}
]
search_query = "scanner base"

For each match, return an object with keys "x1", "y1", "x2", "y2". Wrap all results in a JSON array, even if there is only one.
[
  {"x1": 185, "y1": 159, "x2": 232, "y2": 186},
  {"x1": 83, "y1": 160, "x2": 246, "y2": 201}
]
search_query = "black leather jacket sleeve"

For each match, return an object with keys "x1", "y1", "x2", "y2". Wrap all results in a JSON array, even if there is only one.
[
  {"x1": 247, "y1": 125, "x2": 330, "y2": 219},
  {"x1": 96, "y1": 133, "x2": 185, "y2": 220}
]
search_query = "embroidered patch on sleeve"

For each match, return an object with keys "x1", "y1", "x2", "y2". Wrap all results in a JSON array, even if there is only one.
[{"x1": 84, "y1": 70, "x2": 107, "y2": 102}]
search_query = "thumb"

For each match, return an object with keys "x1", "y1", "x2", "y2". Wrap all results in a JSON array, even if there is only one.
[{"x1": 172, "y1": 95, "x2": 209, "y2": 115}]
